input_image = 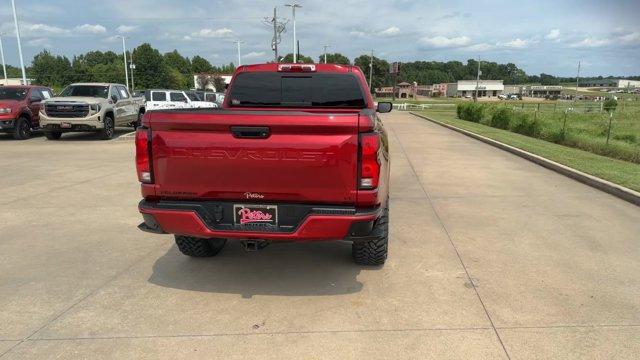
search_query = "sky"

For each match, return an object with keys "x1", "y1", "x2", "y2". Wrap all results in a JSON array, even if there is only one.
[{"x1": 0, "y1": 0, "x2": 639, "y2": 77}]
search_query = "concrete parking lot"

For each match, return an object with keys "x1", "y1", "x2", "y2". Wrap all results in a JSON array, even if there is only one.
[{"x1": 1, "y1": 112, "x2": 639, "y2": 359}]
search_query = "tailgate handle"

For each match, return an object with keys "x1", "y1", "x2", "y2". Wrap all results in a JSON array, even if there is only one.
[{"x1": 230, "y1": 126, "x2": 270, "y2": 139}]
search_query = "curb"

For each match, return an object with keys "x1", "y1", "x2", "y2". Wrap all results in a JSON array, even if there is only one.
[{"x1": 410, "y1": 112, "x2": 640, "y2": 207}]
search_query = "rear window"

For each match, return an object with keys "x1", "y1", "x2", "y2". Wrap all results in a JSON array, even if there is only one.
[
  {"x1": 228, "y1": 72, "x2": 366, "y2": 108},
  {"x1": 170, "y1": 92, "x2": 187, "y2": 102},
  {"x1": 151, "y1": 92, "x2": 167, "y2": 101}
]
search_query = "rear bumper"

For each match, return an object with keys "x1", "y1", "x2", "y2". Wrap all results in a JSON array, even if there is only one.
[{"x1": 138, "y1": 200, "x2": 381, "y2": 241}]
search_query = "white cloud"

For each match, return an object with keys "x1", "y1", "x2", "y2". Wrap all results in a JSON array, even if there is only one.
[
  {"x1": 419, "y1": 35, "x2": 471, "y2": 48},
  {"x1": 24, "y1": 23, "x2": 70, "y2": 37},
  {"x1": 619, "y1": 31, "x2": 640, "y2": 45},
  {"x1": 75, "y1": 24, "x2": 107, "y2": 34},
  {"x1": 546, "y1": 29, "x2": 560, "y2": 40},
  {"x1": 26, "y1": 38, "x2": 52, "y2": 48},
  {"x1": 243, "y1": 51, "x2": 266, "y2": 59},
  {"x1": 103, "y1": 35, "x2": 119, "y2": 43},
  {"x1": 499, "y1": 38, "x2": 530, "y2": 48},
  {"x1": 190, "y1": 28, "x2": 234, "y2": 38},
  {"x1": 465, "y1": 43, "x2": 495, "y2": 52},
  {"x1": 349, "y1": 30, "x2": 368, "y2": 38},
  {"x1": 116, "y1": 25, "x2": 137, "y2": 34},
  {"x1": 569, "y1": 37, "x2": 610, "y2": 48},
  {"x1": 379, "y1": 26, "x2": 400, "y2": 36}
]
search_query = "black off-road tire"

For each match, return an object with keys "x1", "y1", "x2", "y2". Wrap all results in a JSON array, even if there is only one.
[
  {"x1": 13, "y1": 116, "x2": 32, "y2": 140},
  {"x1": 133, "y1": 111, "x2": 144, "y2": 129},
  {"x1": 45, "y1": 131, "x2": 62, "y2": 140},
  {"x1": 352, "y1": 205, "x2": 389, "y2": 265},
  {"x1": 175, "y1": 235, "x2": 227, "y2": 257},
  {"x1": 99, "y1": 115, "x2": 115, "y2": 140}
]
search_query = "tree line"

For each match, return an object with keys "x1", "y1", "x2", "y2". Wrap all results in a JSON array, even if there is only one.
[{"x1": 4, "y1": 43, "x2": 639, "y2": 91}]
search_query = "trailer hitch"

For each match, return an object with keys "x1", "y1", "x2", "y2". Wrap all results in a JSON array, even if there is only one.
[{"x1": 240, "y1": 240, "x2": 269, "y2": 252}]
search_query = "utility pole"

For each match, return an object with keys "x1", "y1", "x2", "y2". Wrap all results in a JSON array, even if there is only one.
[
  {"x1": 474, "y1": 56, "x2": 481, "y2": 103},
  {"x1": 10, "y1": 0, "x2": 27, "y2": 84},
  {"x1": 285, "y1": 2, "x2": 302, "y2": 63},
  {"x1": 323, "y1": 44, "x2": 330, "y2": 64},
  {"x1": 117, "y1": 36, "x2": 129, "y2": 89},
  {"x1": 369, "y1": 50, "x2": 374, "y2": 92},
  {"x1": 233, "y1": 40, "x2": 244, "y2": 66},
  {"x1": 273, "y1": 7, "x2": 279, "y2": 62},
  {"x1": 264, "y1": 8, "x2": 287, "y2": 63},
  {"x1": 574, "y1": 60, "x2": 581, "y2": 103},
  {"x1": 0, "y1": 33, "x2": 7, "y2": 83}
]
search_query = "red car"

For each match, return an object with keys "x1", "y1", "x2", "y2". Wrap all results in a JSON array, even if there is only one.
[
  {"x1": 0, "y1": 85, "x2": 54, "y2": 140},
  {"x1": 136, "y1": 63, "x2": 392, "y2": 265}
]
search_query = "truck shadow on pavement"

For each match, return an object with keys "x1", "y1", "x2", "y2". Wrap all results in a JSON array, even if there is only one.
[
  {"x1": 0, "y1": 129, "x2": 132, "y2": 141},
  {"x1": 53, "y1": 128, "x2": 133, "y2": 141},
  {"x1": 148, "y1": 241, "x2": 367, "y2": 298}
]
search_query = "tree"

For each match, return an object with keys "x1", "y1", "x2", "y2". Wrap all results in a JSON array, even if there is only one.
[
  {"x1": 132, "y1": 43, "x2": 169, "y2": 89},
  {"x1": 192, "y1": 55, "x2": 214, "y2": 73},
  {"x1": 195, "y1": 74, "x2": 211, "y2": 90},
  {"x1": 216, "y1": 62, "x2": 236, "y2": 74},
  {"x1": 281, "y1": 53, "x2": 314, "y2": 64},
  {"x1": 318, "y1": 53, "x2": 350, "y2": 65},
  {"x1": 31, "y1": 50, "x2": 73, "y2": 87},
  {"x1": 353, "y1": 54, "x2": 390, "y2": 90},
  {"x1": 213, "y1": 75, "x2": 226, "y2": 92}
]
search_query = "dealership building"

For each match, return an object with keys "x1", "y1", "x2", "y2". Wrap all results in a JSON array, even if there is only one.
[
  {"x1": 580, "y1": 78, "x2": 640, "y2": 88},
  {"x1": 446, "y1": 80, "x2": 504, "y2": 98},
  {"x1": 520, "y1": 85, "x2": 563, "y2": 98}
]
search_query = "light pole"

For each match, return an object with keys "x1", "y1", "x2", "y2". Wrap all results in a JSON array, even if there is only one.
[
  {"x1": 233, "y1": 40, "x2": 244, "y2": 66},
  {"x1": 323, "y1": 44, "x2": 330, "y2": 64},
  {"x1": 116, "y1": 36, "x2": 129, "y2": 90},
  {"x1": 285, "y1": 2, "x2": 302, "y2": 63},
  {"x1": 0, "y1": 33, "x2": 7, "y2": 83},
  {"x1": 10, "y1": 0, "x2": 27, "y2": 84},
  {"x1": 474, "y1": 56, "x2": 481, "y2": 103},
  {"x1": 369, "y1": 49, "x2": 374, "y2": 92},
  {"x1": 130, "y1": 63, "x2": 136, "y2": 91}
]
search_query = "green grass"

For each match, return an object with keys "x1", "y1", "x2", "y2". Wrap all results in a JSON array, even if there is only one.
[{"x1": 416, "y1": 109, "x2": 640, "y2": 192}]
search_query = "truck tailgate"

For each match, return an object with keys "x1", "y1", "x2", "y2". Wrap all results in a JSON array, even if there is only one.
[{"x1": 147, "y1": 110, "x2": 360, "y2": 205}]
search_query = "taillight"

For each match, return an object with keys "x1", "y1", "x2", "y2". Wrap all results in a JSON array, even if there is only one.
[
  {"x1": 359, "y1": 133, "x2": 380, "y2": 189},
  {"x1": 135, "y1": 127, "x2": 152, "y2": 183}
]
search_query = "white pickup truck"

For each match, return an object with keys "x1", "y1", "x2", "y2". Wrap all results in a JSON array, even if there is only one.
[
  {"x1": 40, "y1": 83, "x2": 145, "y2": 140},
  {"x1": 144, "y1": 89, "x2": 217, "y2": 111}
]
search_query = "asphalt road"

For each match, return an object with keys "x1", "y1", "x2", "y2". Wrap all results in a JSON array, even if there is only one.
[{"x1": 1, "y1": 113, "x2": 639, "y2": 359}]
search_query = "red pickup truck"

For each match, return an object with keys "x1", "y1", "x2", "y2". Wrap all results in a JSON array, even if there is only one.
[
  {"x1": 136, "y1": 63, "x2": 392, "y2": 265},
  {"x1": 0, "y1": 85, "x2": 54, "y2": 140}
]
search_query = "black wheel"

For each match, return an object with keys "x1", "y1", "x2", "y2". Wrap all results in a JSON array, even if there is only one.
[
  {"x1": 99, "y1": 115, "x2": 114, "y2": 140},
  {"x1": 133, "y1": 111, "x2": 144, "y2": 129},
  {"x1": 13, "y1": 116, "x2": 32, "y2": 140},
  {"x1": 175, "y1": 235, "x2": 227, "y2": 257},
  {"x1": 352, "y1": 204, "x2": 389, "y2": 265},
  {"x1": 45, "y1": 131, "x2": 62, "y2": 140}
]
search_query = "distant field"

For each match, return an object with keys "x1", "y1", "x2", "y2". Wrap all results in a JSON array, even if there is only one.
[{"x1": 414, "y1": 109, "x2": 640, "y2": 192}]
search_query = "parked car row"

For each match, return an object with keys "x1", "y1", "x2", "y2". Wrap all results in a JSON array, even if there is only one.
[
  {"x1": 1, "y1": 84, "x2": 221, "y2": 140},
  {"x1": 144, "y1": 89, "x2": 218, "y2": 111}
]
